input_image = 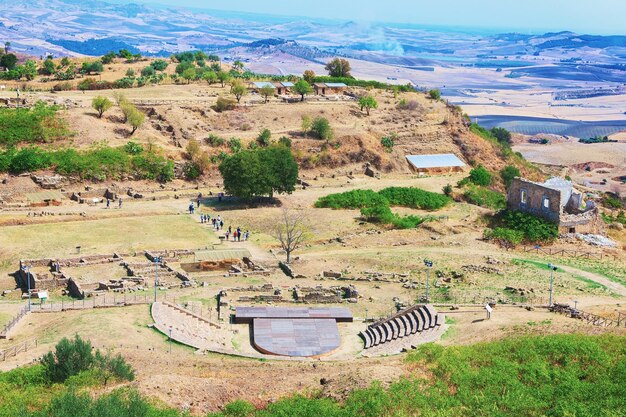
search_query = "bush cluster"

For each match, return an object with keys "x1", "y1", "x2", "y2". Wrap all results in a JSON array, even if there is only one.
[
  {"x1": 485, "y1": 209, "x2": 559, "y2": 245},
  {"x1": 0, "y1": 102, "x2": 70, "y2": 146},
  {"x1": 315, "y1": 187, "x2": 449, "y2": 229},
  {"x1": 3, "y1": 334, "x2": 625, "y2": 416},
  {"x1": 463, "y1": 185, "x2": 506, "y2": 210},
  {"x1": 0, "y1": 143, "x2": 174, "y2": 182}
]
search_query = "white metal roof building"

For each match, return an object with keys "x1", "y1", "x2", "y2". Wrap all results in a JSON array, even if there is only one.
[
  {"x1": 252, "y1": 81, "x2": 275, "y2": 89},
  {"x1": 406, "y1": 154, "x2": 466, "y2": 173}
]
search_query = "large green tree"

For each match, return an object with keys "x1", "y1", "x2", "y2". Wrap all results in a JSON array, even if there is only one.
[
  {"x1": 219, "y1": 146, "x2": 298, "y2": 201},
  {"x1": 293, "y1": 80, "x2": 313, "y2": 102},
  {"x1": 325, "y1": 58, "x2": 352, "y2": 77}
]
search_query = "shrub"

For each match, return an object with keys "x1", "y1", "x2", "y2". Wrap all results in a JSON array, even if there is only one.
[
  {"x1": 604, "y1": 196, "x2": 623, "y2": 209},
  {"x1": 123, "y1": 141, "x2": 144, "y2": 155},
  {"x1": 490, "y1": 127, "x2": 512, "y2": 144},
  {"x1": 311, "y1": 117, "x2": 333, "y2": 141},
  {"x1": 150, "y1": 59, "x2": 168, "y2": 71},
  {"x1": 442, "y1": 184, "x2": 453, "y2": 196},
  {"x1": 182, "y1": 161, "x2": 201, "y2": 180},
  {"x1": 52, "y1": 82, "x2": 73, "y2": 91},
  {"x1": 428, "y1": 89, "x2": 441, "y2": 100},
  {"x1": 214, "y1": 96, "x2": 236, "y2": 112},
  {"x1": 494, "y1": 209, "x2": 559, "y2": 243},
  {"x1": 360, "y1": 205, "x2": 394, "y2": 223},
  {"x1": 484, "y1": 227, "x2": 524, "y2": 246},
  {"x1": 391, "y1": 214, "x2": 429, "y2": 229},
  {"x1": 378, "y1": 187, "x2": 451, "y2": 210},
  {"x1": 9, "y1": 147, "x2": 53, "y2": 173},
  {"x1": 463, "y1": 185, "x2": 506, "y2": 210},
  {"x1": 468, "y1": 164, "x2": 492, "y2": 186},
  {"x1": 0, "y1": 102, "x2": 70, "y2": 146},
  {"x1": 500, "y1": 165, "x2": 521, "y2": 188},
  {"x1": 228, "y1": 138, "x2": 242, "y2": 153},
  {"x1": 278, "y1": 136, "x2": 292, "y2": 148},
  {"x1": 207, "y1": 134, "x2": 225, "y2": 147},
  {"x1": 397, "y1": 99, "x2": 420, "y2": 110},
  {"x1": 140, "y1": 66, "x2": 155, "y2": 77},
  {"x1": 257, "y1": 129, "x2": 272, "y2": 147},
  {"x1": 380, "y1": 134, "x2": 395, "y2": 152}
]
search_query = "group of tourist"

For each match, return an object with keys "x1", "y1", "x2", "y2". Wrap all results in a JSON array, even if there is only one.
[
  {"x1": 225, "y1": 225, "x2": 249, "y2": 242},
  {"x1": 187, "y1": 197, "x2": 250, "y2": 242}
]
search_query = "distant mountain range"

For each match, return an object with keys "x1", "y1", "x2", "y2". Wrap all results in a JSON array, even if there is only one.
[{"x1": 2, "y1": 0, "x2": 626, "y2": 76}]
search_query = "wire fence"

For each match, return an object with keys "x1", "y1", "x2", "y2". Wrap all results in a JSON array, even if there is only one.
[
  {"x1": 0, "y1": 338, "x2": 38, "y2": 362},
  {"x1": 0, "y1": 305, "x2": 29, "y2": 339}
]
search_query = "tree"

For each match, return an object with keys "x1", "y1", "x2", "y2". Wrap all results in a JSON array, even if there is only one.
[
  {"x1": 217, "y1": 70, "x2": 231, "y2": 87},
  {"x1": 81, "y1": 61, "x2": 103, "y2": 75},
  {"x1": 60, "y1": 57, "x2": 70, "y2": 68},
  {"x1": 303, "y1": 70, "x2": 316, "y2": 84},
  {"x1": 232, "y1": 60, "x2": 244, "y2": 71},
  {"x1": 272, "y1": 208, "x2": 309, "y2": 263},
  {"x1": 259, "y1": 85, "x2": 275, "y2": 103},
  {"x1": 203, "y1": 70, "x2": 218, "y2": 85},
  {"x1": 490, "y1": 127, "x2": 512, "y2": 144},
  {"x1": 469, "y1": 165, "x2": 492, "y2": 186},
  {"x1": 358, "y1": 95, "x2": 378, "y2": 115},
  {"x1": 429, "y1": 89, "x2": 441, "y2": 100},
  {"x1": 0, "y1": 53, "x2": 17, "y2": 70},
  {"x1": 92, "y1": 96, "x2": 113, "y2": 118},
  {"x1": 219, "y1": 146, "x2": 298, "y2": 201},
  {"x1": 293, "y1": 80, "x2": 313, "y2": 102},
  {"x1": 301, "y1": 115, "x2": 312, "y2": 138},
  {"x1": 182, "y1": 67, "x2": 197, "y2": 84},
  {"x1": 18, "y1": 60, "x2": 37, "y2": 81},
  {"x1": 41, "y1": 58, "x2": 56, "y2": 75},
  {"x1": 101, "y1": 51, "x2": 117, "y2": 64},
  {"x1": 150, "y1": 59, "x2": 168, "y2": 71},
  {"x1": 41, "y1": 335, "x2": 95, "y2": 383},
  {"x1": 500, "y1": 165, "x2": 521, "y2": 188},
  {"x1": 325, "y1": 58, "x2": 352, "y2": 77},
  {"x1": 127, "y1": 108, "x2": 145, "y2": 135},
  {"x1": 230, "y1": 79, "x2": 248, "y2": 103},
  {"x1": 4, "y1": 41, "x2": 10, "y2": 54},
  {"x1": 94, "y1": 350, "x2": 135, "y2": 386},
  {"x1": 311, "y1": 117, "x2": 333, "y2": 141}
]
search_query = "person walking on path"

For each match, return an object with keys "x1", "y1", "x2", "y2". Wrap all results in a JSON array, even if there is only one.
[
  {"x1": 106, "y1": 198, "x2": 110, "y2": 209},
  {"x1": 237, "y1": 227, "x2": 241, "y2": 241},
  {"x1": 118, "y1": 198, "x2": 123, "y2": 209},
  {"x1": 220, "y1": 220, "x2": 224, "y2": 230}
]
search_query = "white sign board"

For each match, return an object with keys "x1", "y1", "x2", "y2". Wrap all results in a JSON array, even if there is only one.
[
  {"x1": 38, "y1": 291, "x2": 48, "y2": 299},
  {"x1": 484, "y1": 304, "x2": 493, "y2": 313}
]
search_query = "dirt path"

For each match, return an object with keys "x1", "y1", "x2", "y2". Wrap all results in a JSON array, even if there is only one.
[{"x1": 558, "y1": 265, "x2": 626, "y2": 297}]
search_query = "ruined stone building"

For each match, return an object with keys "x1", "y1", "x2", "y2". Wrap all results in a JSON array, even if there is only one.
[{"x1": 507, "y1": 177, "x2": 603, "y2": 234}]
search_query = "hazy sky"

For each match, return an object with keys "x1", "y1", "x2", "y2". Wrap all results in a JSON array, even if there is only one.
[{"x1": 126, "y1": 0, "x2": 625, "y2": 35}]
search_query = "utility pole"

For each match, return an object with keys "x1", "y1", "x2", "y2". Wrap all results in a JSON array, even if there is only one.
[
  {"x1": 168, "y1": 327, "x2": 172, "y2": 354},
  {"x1": 424, "y1": 259, "x2": 433, "y2": 303},
  {"x1": 22, "y1": 265, "x2": 32, "y2": 312},
  {"x1": 154, "y1": 257, "x2": 161, "y2": 303},
  {"x1": 548, "y1": 263, "x2": 557, "y2": 307}
]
